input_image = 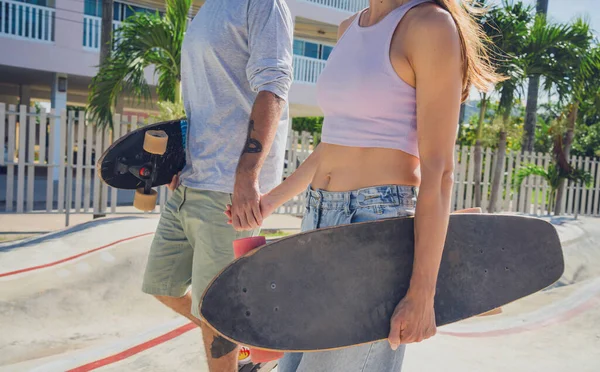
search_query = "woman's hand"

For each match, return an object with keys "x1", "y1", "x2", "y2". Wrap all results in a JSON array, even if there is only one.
[
  {"x1": 225, "y1": 193, "x2": 278, "y2": 227},
  {"x1": 388, "y1": 290, "x2": 436, "y2": 349},
  {"x1": 387, "y1": 208, "x2": 481, "y2": 349}
]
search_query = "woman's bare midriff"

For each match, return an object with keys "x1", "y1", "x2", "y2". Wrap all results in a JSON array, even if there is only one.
[{"x1": 310, "y1": 143, "x2": 421, "y2": 192}]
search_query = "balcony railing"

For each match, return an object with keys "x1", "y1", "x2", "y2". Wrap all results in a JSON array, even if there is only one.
[
  {"x1": 0, "y1": 0, "x2": 54, "y2": 42},
  {"x1": 83, "y1": 15, "x2": 122, "y2": 51},
  {"x1": 293, "y1": 55, "x2": 326, "y2": 84},
  {"x1": 299, "y1": 0, "x2": 368, "y2": 13}
]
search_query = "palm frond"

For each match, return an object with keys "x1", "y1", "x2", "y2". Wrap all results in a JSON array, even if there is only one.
[
  {"x1": 535, "y1": 17, "x2": 595, "y2": 105},
  {"x1": 514, "y1": 164, "x2": 550, "y2": 190},
  {"x1": 87, "y1": 0, "x2": 191, "y2": 128},
  {"x1": 563, "y1": 167, "x2": 593, "y2": 188},
  {"x1": 88, "y1": 54, "x2": 151, "y2": 128},
  {"x1": 149, "y1": 100, "x2": 186, "y2": 122},
  {"x1": 482, "y1": 2, "x2": 532, "y2": 119}
]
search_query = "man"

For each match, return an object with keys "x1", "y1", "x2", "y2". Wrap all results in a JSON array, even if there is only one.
[{"x1": 141, "y1": 0, "x2": 293, "y2": 370}]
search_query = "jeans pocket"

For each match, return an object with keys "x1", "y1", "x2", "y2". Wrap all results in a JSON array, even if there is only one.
[
  {"x1": 300, "y1": 206, "x2": 316, "y2": 232},
  {"x1": 351, "y1": 206, "x2": 384, "y2": 224}
]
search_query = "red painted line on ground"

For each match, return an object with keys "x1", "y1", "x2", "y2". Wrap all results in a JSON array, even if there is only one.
[
  {"x1": 440, "y1": 293, "x2": 600, "y2": 338},
  {"x1": 66, "y1": 295, "x2": 599, "y2": 371},
  {"x1": 0, "y1": 232, "x2": 154, "y2": 278},
  {"x1": 65, "y1": 296, "x2": 600, "y2": 372},
  {"x1": 66, "y1": 322, "x2": 197, "y2": 372}
]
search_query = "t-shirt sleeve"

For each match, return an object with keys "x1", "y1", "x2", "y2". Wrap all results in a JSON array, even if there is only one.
[{"x1": 246, "y1": 0, "x2": 294, "y2": 101}]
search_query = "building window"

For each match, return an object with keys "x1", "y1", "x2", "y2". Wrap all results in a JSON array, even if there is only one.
[
  {"x1": 114, "y1": 2, "x2": 155, "y2": 21},
  {"x1": 84, "y1": 0, "x2": 155, "y2": 20},
  {"x1": 85, "y1": 0, "x2": 102, "y2": 17},
  {"x1": 322, "y1": 45, "x2": 333, "y2": 60},
  {"x1": 293, "y1": 39, "x2": 334, "y2": 60},
  {"x1": 14, "y1": 0, "x2": 48, "y2": 5},
  {"x1": 293, "y1": 40, "x2": 304, "y2": 56}
]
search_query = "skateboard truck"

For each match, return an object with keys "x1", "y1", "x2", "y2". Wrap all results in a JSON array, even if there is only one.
[
  {"x1": 129, "y1": 160, "x2": 159, "y2": 195},
  {"x1": 131, "y1": 130, "x2": 169, "y2": 211}
]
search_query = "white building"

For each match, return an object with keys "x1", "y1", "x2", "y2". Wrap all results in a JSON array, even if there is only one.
[{"x1": 0, "y1": 0, "x2": 369, "y2": 119}]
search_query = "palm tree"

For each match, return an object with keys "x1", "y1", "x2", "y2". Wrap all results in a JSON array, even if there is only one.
[
  {"x1": 87, "y1": 0, "x2": 191, "y2": 128},
  {"x1": 552, "y1": 41, "x2": 600, "y2": 215},
  {"x1": 484, "y1": 1, "x2": 532, "y2": 213},
  {"x1": 521, "y1": 15, "x2": 583, "y2": 152},
  {"x1": 521, "y1": 0, "x2": 549, "y2": 152},
  {"x1": 535, "y1": 0, "x2": 549, "y2": 14},
  {"x1": 471, "y1": 0, "x2": 493, "y2": 208},
  {"x1": 473, "y1": 92, "x2": 489, "y2": 207}
]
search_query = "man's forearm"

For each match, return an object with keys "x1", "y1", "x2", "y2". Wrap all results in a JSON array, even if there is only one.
[{"x1": 236, "y1": 90, "x2": 286, "y2": 179}]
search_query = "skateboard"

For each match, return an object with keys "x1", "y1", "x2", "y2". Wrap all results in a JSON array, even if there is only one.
[
  {"x1": 96, "y1": 119, "x2": 187, "y2": 211},
  {"x1": 199, "y1": 213, "x2": 564, "y2": 351}
]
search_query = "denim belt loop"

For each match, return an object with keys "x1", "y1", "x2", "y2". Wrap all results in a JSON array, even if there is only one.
[
  {"x1": 315, "y1": 189, "x2": 323, "y2": 228},
  {"x1": 343, "y1": 191, "x2": 351, "y2": 215},
  {"x1": 305, "y1": 188, "x2": 311, "y2": 210},
  {"x1": 394, "y1": 185, "x2": 402, "y2": 204}
]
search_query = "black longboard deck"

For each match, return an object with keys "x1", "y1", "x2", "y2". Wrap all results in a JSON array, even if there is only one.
[
  {"x1": 200, "y1": 214, "x2": 564, "y2": 351},
  {"x1": 97, "y1": 119, "x2": 187, "y2": 189}
]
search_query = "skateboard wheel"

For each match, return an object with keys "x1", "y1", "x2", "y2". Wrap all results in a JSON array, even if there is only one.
[
  {"x1": 143, "y1": 130, "x2": 168, "y2": 155},
  {"x1": 133, "y1": 188, "x2": 158, "y2": 211},
  {"x1": 478, "y1": 307, "x2": 503, "y2": 317},
  {"x1": 233, "y1": 236, "x2": 267, "y2": 258}
]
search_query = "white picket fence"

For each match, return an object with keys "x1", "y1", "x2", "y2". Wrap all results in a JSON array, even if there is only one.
[
  {"x1": 450, "y1": 147, "x2": 600, "y2": 216},
  {"x1": 1, "y1": 103, "x2": 600, "y2": 218},
  {"x1": 0, "y1": 104, "x2": 172, "y2": 216}
]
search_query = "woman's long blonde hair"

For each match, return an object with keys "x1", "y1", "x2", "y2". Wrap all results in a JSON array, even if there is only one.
[{"x1": 432, "y1": 0, "x2": 503, "y2": 101}]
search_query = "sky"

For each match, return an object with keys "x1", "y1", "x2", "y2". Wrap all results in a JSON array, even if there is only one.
[
  {"x1": 545, "y1": 0, "x2": 599, "y2": 29},
  {"x1": 491, "y1": 0, "x2": 599, "y2": 32},
  {"x1": 464, "y1": 0, "x2": 599, "y2": 104}
]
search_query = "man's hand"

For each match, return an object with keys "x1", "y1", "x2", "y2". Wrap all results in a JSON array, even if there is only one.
[
  {"x1": 230, "y1": 174, "x2": 262, "y2": 231},
  {"x1": 230, "y1": 90, "x2": 284, "y2": 231},
  {"x1": 225, "y1": 192, "x2": 278, "y2": 228},
  {"x1": 167, "y1": 172, "x2": 181, "y2": 191}
]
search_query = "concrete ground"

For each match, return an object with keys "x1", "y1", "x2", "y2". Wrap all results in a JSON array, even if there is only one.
[
  {"x1": 0, "y1": 211, "x2": 302, "y2": 235},
  {"x1": 0, "y1": 214, "x2": 598, "y2": 371}
]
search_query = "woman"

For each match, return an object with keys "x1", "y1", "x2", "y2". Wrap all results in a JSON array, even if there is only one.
[{"x1": 226, "y1": 0, "x2": 501, "y2": 370}]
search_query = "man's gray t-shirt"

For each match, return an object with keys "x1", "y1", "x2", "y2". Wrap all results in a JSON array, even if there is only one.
[{"x1": 180, "y1": 0, "x2": 293, "y2": 194}]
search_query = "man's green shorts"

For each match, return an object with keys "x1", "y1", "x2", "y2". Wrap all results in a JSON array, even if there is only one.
[{"x1": 142, "y1": 186, "x2": 259, "y2": 319}]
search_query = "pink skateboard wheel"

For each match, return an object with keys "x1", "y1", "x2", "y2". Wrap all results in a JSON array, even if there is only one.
[
  {"x1": 250, "y1": 348, "x2": 285, "y2": 363},
  {"x1": 233, "y1": 236, "x2": 266, "y2": 258}
]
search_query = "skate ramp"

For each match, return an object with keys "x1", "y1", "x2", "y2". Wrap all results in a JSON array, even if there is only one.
[{"x1": 1, "y1": 215, "x2": 599, "y2": 372}]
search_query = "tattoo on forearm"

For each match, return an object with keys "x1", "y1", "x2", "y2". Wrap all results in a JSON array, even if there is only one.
[
  {"x1": 210, "y1": 335, "x2": 236, "y2": 359},
  {"x1": 244, "y1": 119, "x2": 263, "y2": 154}
]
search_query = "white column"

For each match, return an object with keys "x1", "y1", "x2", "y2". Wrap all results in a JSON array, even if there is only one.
[{"x1": 51, "y1": 73, "x2": 67, "y2": 180}]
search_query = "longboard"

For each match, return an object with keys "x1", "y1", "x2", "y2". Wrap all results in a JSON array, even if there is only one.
[
  {"x1": 199, "y1": 213, "x2": 564, "y2": 351},
  {"x1": 96, "y1": 119, "x2": 187, "y2": 210}
]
